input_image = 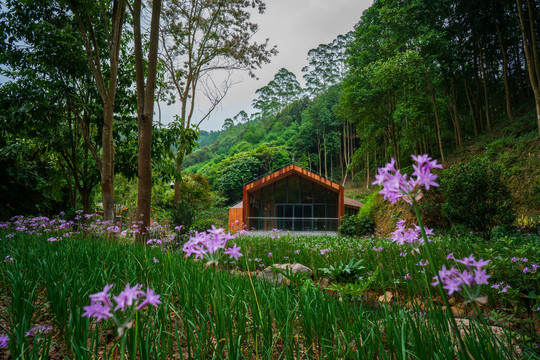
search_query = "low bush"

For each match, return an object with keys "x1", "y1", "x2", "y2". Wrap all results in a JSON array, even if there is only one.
[
  {"x1": 192, "y1": 218, "x2": 220, "y2": 233},
  {"x1": 440, "y1": 157, "x2": 515, "y2": 241},
  {"x1": 339, "y1": 214, "x2": 375, "y2": 237},
  {"x1": 169, "y1": 199, "x2": 195, "y2": 233}
]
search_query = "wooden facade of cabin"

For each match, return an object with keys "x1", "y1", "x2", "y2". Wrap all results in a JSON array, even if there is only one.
[{"x1": 228, "y1": 164, "x2": 361, "y2": 232}]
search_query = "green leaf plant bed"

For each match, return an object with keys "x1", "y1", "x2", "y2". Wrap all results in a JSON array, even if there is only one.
[{"x1": 0, "y1": 218, "x2": 538, "y2": 358}]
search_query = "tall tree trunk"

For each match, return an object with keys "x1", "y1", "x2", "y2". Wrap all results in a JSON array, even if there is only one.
[
  {"x1": 366, "y1": 151, "x2": 370, "y2": 189},
  {"x1": 446, "y1": 79, "x2": 463, "y2": 148},
  {"x1": 516, "y1": 0, "x2": 540, "y2": 135},
  {"x1": 69, "y1": 0, "x2": 126, "y2": 223},
  {"x1": 425, "y1": 73, "x2": 445, "y2": 164},
  {"x1": 81, "y1": 188, "x2": 92, "y2": 215},
  {"x1": 317, "y1": 137, "x2": 322, "y2": 174},
  {"x1": 102, "y1": 101, "x2": 115, "y2": 222},
  {"x1": 464, "y1": 79, "x2": 479, "y2": 136},
  {"x1": 323, "y1": 133, "x2": 328, "y2": 178},
  {"x1": 479, "y1": 47, "x2": 492, "y2": 131},
  {"x1": 134, "y1": 0, "x2": 162, "y2": 237},
  {"x1": 492, "y1": 3, "x2": 514, "y2": 122}
]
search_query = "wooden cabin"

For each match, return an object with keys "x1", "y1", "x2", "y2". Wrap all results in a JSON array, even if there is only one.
[{"x1": 228, "y1": 164, "x2": 362, "y2": 232}]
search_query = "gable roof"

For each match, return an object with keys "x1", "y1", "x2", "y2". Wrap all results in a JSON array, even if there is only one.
[
  {"x1": 244, "y1": 164, "x2": 342, "y2": 193},
  {"x1": 344, "y1": 197, "x2": 363, "y2": 209}
]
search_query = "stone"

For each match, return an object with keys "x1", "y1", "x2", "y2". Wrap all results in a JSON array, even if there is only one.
[
  {"x1": 256, "y1": 263, "x2": 313, "y2": 285},
  {"x1": 378, "y1": 291, "x2": 393, "y2": 303}
]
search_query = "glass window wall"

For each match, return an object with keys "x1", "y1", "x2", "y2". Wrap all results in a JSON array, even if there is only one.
[{"x1": 247, "y1": 175, "x2": 339, "y2": 231}]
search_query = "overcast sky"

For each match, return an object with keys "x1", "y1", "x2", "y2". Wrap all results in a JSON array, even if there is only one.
[{"x1": 161, "y1": 0, "x2": 374, "y2": 132}]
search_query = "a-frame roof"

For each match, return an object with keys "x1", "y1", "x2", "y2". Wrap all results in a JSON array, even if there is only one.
[{"x1": 244, "y1": 164, "x2": 342, "y2": 193}]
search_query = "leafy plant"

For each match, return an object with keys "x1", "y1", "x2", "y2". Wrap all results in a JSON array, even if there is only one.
[
  {"x1": 326, "y1": 267, "x2": 379, "y2": 297},
  {"x1": 319, "y1": 258, "x2": 366, "y2": 283}
]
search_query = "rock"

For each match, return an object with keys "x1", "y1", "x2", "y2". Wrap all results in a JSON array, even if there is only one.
[
  {"x1": 256, "y1": 263, "x2": 312, "y2": 285},
  {"x1": 318, "y1": 277, "x2": 331, "y2": 289},
  {"x1": 450, "y1": 305, "x2": 467, "y2": 317},
  {"x1": 378, "y1": 291, "x2": 393, "y2": 303}
]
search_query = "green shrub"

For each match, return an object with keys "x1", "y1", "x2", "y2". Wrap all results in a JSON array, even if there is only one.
[
  {"x1": 192, "y1": 218, "x2": 220, "y2": 233},
  {"x1": 358, "y1": 191, "x2": 379, "y2": 217},
  {"x1": 339, "y1": 214, "x2": 375, "y2": 237},
  {"x1": 169, "y1": 199, "x2": 195, "y2": 233},
  {"x1": 440, "y1": 157, "x2": 515, "y2": 240}
]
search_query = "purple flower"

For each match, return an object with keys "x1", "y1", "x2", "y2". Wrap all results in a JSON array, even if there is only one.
[
  {"x1": 523, "y1": 267, "x2": 531, "y2": 274},
  {"x1": 491, "y1": 282, "x2": 511, "y2": 293},
  {"x1": 404, "y1": 273, "x2": 411, "y2": 280},
  {"x1": 113, "y1": 284, "x2": 144, "y2": 311},
  {"x1": 294, "y1": 249, "x2": 300, "y2": 254},
  {"x1": 25, "y1": 325, "x2": 52, "y2": 337},
  {"x1": 82, "y1": 301, "x2": 113, "y2": 322},
  {"x1": 391, "y1": 219, "x2": 433, "y2": 245},
  {"x1": 0, "y1": 334, "x2": 8, "y2": 347},
  {"x1": 136, "y1": 288, "x2": 162, "y2": 310},
  {"x1": 268, "y1": 252, "x2": 272, "y2": 258},
  {"x1": 473, "y1": 268, "x2": 490, "y2": 285},
  {"x1": 224, "y1": 243, "x2": 243, "y2": 261},
  {"x1": 447, "y1": 253, "x2": 454, "y2": 260},
  {"x1": 89, "y1": 284, "x2": 114, "y2": 309},
  {"x1": 373, "y1": 154, "x2": 442, "y2": 204}
]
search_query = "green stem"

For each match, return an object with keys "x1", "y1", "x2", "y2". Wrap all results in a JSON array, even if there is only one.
[
  {"x1": 119, "y1": 332, "x2": 127, "y2": 360},
  {"x1": 413, "y1": 201, "x2": 469, "y2": 357}
]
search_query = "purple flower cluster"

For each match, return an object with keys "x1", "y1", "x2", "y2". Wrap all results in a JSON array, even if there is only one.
[
  {"x1": 83, "y1": 283, "x2": 161, "y2": 322},
  {"x1": 432, "y1": 254, "x2": 490, "y2": 296},
  {"x1": 523, "y1": 264, "x2": 539, "y2": 274},
  {"x1": 182, "y1": 226, "x2": 242, "y2": 261},
  {"x1": 391, "y1": 219, "x2": 434, "y2": 245},
  {"x1": 25, "y1": 325, "x2": 52, "y2": 337},
  {"x1": 320, "y1": 248, "x2": 331, "y2": 255},
  {"x1": 0, "y1": 334, "x2": 8, "y2": 347},
  {"x1": 491, "y1": 282, "x2": 511, "y2": 293},
  {"x1": 373, "y1": 154, "x2": 443, "y2": 204}
]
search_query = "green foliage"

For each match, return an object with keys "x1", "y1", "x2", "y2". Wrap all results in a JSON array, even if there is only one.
[
  {"x1": 170, "y1": 199, "x2": 195, "y2": 232},
  {"x1": 192, "y1": 218, "x2": 220, "y2": 233},
  {"x1": 325, "y1": 267, "x2": 379, "y2": 297},
  {"x1": 215, "y1": 153, "x2": 262, "y2": 202},
  {"x1": 358, "y1": 191, "x2": 379, "y2": 217},
  {"x1": 319, "y1": 258, "x2": 366, "y2": 283},
  {"x1": 441, "y1": 157, "x2": 516, "y2": 240},
  {"x1": 338, "y1": 214, "x2": 375, "y2": 237}
]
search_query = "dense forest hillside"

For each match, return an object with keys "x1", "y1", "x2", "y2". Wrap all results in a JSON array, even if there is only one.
[{"x1": 181, "y1": 0, "x2": 540, "y2": 212}]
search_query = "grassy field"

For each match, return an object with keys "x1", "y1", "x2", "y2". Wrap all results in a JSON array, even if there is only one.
[{"x1": 0, "y1": 215, "x2": 538, "y2": 359}]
